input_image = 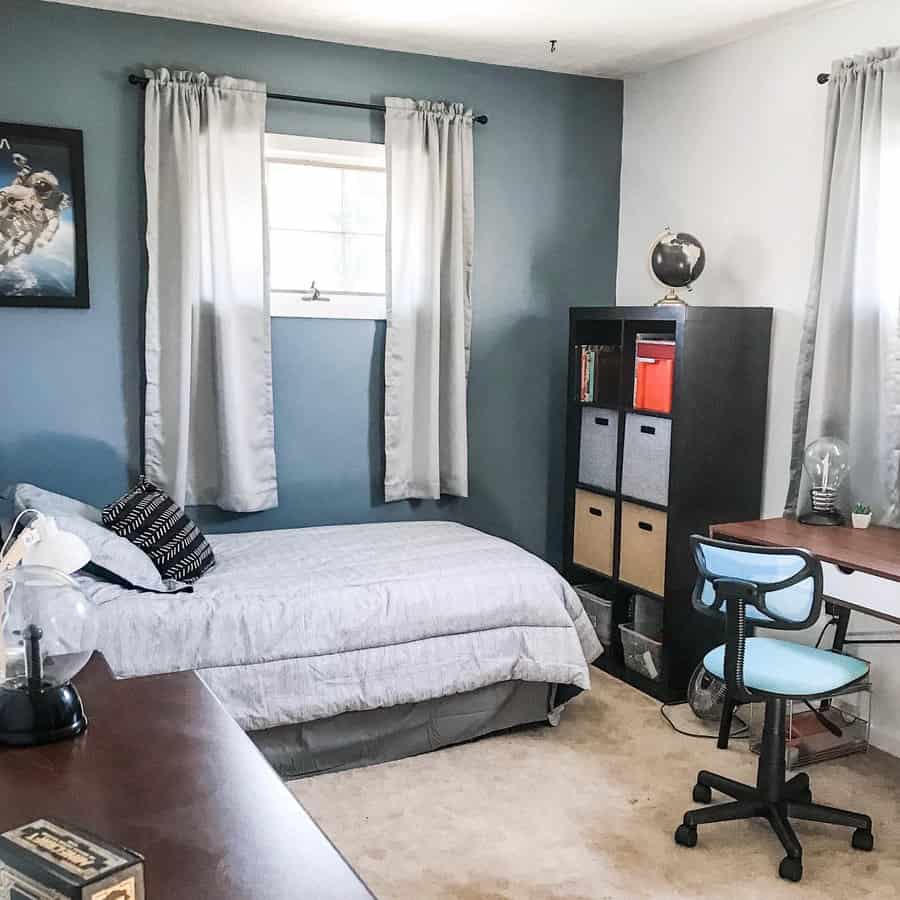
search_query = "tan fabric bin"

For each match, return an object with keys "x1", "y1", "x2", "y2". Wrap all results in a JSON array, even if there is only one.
[
  {"x1": 573, "y1": 489, "x2": 615, "y2": 576},
  {"x1": 619, "y1": 501, "x2": 667, "y2": 595}
]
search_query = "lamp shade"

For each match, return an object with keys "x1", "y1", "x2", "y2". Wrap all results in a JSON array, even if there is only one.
[{"x1": 1, "y1": 513, "x2": 91, "y2": 575}]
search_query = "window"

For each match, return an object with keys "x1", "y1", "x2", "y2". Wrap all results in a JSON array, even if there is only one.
[{"x1": 265, "y1": 133, "x2": 386, "y2": 319}]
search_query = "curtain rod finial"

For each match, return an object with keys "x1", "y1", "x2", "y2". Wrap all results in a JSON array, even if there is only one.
[{"x1": 817, "y1": 72, "x2": 831, "y2": 85}]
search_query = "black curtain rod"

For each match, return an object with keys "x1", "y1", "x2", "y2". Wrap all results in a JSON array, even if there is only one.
[
  {"x1": 817, "y1": 73, "x2": 831, "y2": 84},
  {"x1": 127, "y1": 74, "x2": 488, "y2": 124}
]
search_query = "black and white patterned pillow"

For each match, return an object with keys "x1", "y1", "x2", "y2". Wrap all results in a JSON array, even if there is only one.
[{"x1": 102, "y1": 477, "x2": 215, "y2": 584}]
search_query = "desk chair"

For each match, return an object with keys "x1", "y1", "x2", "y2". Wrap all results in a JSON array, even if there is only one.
[{"x1": 674, "y1": 536, "x2": 873, "y2": 882}]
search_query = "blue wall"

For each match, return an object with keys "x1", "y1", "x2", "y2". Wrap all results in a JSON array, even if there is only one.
[{"x1": 2, "y1": 0, "x2": 621, "y2": 564}]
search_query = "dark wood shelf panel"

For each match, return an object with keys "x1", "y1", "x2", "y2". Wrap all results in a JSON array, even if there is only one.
[
  {"x1": 576, "y1": 482, "x2": 617, "y2": 499},
  {"x1": 615, "y1": 578, "x2": 665, "y2": 601},
  {"x1": 573, "y1": 400, "x2": 622, "y2": 409},
  {"x1": 620, "y1": 494, "x2": 668, "y2": 513},
  {"x1": 622, "y1": 407, "x2": 672, "y2": 420}
]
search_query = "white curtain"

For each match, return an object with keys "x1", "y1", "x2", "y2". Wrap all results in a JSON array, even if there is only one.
[
  {"x1": 383, "y1": 97, "x2": 475, "y2": 501},
  {"x1": 785, "y1": 49, "x2": 900, "y2": 525},
  {"x1": 143, "y1": 68, "x2": 278, "y2": 512}
]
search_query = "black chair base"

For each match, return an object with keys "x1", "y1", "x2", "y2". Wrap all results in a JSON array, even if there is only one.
[{"x1": 674, "y1": 699, "x2": 874, "y2": 882}]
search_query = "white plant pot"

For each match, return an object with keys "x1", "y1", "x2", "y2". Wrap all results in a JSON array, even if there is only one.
[{"x1": 851, "y1": 513, "x2": 872, "y2": 529}]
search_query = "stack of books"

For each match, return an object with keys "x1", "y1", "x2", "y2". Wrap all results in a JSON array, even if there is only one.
[{"x1": 578, "y1": 344, "x2": 620, "y2": 403}]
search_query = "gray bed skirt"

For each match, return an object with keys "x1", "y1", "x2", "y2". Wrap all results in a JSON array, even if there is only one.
[{"x1": 251, "y1": 680, "x2": 568, "y2": 779}]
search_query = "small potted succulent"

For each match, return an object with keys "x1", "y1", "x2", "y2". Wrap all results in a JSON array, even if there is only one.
[{"x1": 851, "y1": 502, "x2": 872, "y2": 529}]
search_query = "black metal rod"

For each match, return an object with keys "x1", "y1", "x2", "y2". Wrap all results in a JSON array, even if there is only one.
[
  {"x1": 817, "y1": 73, "x2": 831, "y2": 84},
  {"x1": 843, "y1": 639, "x2": 900, "y2": 645},
  {"x1": 128, "y1": 74, "x2": 488, "y2": 124}
]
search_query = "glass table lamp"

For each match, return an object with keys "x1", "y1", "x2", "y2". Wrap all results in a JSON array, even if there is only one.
[
  {"x1": 798, "y1": 437, "x2": 850, "y2": 526},
  {"x1": 0, "y1": 566, "x2": 97, "y2": 745}
]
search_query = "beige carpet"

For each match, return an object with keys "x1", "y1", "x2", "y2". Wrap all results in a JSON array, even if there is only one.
[{"x1": 290, "y1": 672, "x2": 900, "y2": 899}]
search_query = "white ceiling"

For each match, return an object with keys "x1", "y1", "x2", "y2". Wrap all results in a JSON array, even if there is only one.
[{"x1": 46, "y1": 0, "x2": 851, "y2": 76}]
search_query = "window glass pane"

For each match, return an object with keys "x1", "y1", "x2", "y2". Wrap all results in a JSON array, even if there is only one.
[
  {"x1": 342, "y1": 169, "x2": 386, "y2": 235},
  {"x1": 269, "y1": 230, "x2": 344, "y2": 292},
  {"x1": 265, "y1": 136, "x2": 388, "y2": 317},
  {"x1": 343, "y1": 234, "x2": 386, "y2": 294},
  {"x1": 267, "y1": 162, "x2": 341, "y2": 232}
]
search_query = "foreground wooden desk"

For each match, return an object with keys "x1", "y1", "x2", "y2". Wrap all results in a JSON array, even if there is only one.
[
  {"x1": 711, "y1": 517, "x2": 900, "y2": 647},
  {"x1": 0, "y1": 655, "x2": 375, "y2": 900}
]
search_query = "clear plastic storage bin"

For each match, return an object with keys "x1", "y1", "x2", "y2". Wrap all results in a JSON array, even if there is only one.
[
  {"x1": 748, "y1": 681, "x2": 871, "y2": 768},
  {"x1": 619, "y1": 623, "x2": 663, "y2": 681},
  {"x1": 574, "y1": 586, "x2": 614, "y2": 646}
]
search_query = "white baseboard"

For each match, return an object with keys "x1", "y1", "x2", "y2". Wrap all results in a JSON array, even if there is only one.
[{"x1": 869, "y1": 724, "x2": 900, "y2": 760}]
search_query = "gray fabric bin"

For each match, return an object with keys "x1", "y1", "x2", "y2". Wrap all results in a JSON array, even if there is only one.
[
  {"x1": 621, "y1": 413, "x2": 671, "y2": 506},
  {"x1": 578, "y1": 408, "x2": 619, "y2": 491}
]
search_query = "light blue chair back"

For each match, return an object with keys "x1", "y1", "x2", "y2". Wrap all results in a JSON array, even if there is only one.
[{"x1": 691, "y1": 536, "x2": 822, "y2": 631}]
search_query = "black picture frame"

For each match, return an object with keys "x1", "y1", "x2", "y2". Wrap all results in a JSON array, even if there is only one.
[{"x1": 0, "y1": 122, "x2": 89, "y2": 309}]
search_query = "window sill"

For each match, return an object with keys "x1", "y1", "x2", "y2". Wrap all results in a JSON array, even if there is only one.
[{"x1": 270, "y1": 293, "x2": 387, "y2": 320}]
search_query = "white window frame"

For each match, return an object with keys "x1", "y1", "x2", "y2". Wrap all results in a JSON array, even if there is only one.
[{"x1": 265, "y1": 133, "x2": 387, "y2": 320}]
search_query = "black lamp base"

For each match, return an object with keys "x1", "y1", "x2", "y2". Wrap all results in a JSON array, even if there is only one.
[
  {"x1": 0, "y1": 682, "x2": 87, "y2": 746},
  {"x1": 798, "y1": 510, "x2": 846, "y2": 527}
]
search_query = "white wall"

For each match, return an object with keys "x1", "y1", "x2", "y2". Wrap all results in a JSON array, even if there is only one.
[{"x1": 617, "y1": 0, "x2": 900, "y2": 755}]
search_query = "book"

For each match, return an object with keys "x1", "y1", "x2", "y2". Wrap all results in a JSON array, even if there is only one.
[
  {"x1": 0, "y1": 819, "x2": 145, "y2": 900},
  {"x1": 579, "y1": 346, "x2": 591, "y2": 402}
]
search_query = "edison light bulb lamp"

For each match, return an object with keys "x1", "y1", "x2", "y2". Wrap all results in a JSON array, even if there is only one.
[{"x1": 798, "y1": 437, "x2": 850, "y2": 526}]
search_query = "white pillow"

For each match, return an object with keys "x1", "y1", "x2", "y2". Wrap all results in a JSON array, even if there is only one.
[
  {"x1": 55, "y1": 515, "x2": 190, "y2": 595},
  {"x1": 11, "y1": 484, "x2": 102, "y2": 524}
]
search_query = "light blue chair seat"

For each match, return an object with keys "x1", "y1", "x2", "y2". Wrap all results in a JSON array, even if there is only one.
[{"x1": 704, "y1": 637, "x2": 869, "y2": 697}]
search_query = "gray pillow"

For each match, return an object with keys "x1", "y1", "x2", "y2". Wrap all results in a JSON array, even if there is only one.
[
  {"x1": 55, "y1": 516, "x2": 190, "y2": 594},
  {"x1": 10, "y1": 483, "x2": 102, "y2": 524}
]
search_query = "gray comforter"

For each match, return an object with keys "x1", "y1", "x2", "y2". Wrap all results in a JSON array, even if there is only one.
[{"x1": 87, "y1": 522, "x2": 602, "y2": 731}]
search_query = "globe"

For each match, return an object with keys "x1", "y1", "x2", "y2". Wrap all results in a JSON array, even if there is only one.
[{"x1": 649, "y1": 228, "x2": 706, "y2": 305}]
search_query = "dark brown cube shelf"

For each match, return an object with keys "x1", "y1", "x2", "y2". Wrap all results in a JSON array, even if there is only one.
[{"x1": 564, "y1": 305, "x2": 772, "y2": 701}]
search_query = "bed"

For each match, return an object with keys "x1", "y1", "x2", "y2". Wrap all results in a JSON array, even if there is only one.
[{"x1": 78, "y1": 520, "x2": 600, "y2": 777}]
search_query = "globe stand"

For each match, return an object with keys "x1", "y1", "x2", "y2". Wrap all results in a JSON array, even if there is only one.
[{"x1": 653, "y1": 288, "x2": 689, "y2": 307}]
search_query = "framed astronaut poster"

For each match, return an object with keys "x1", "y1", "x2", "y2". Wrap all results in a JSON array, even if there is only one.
[{"x1": 0, "y1": 122, "x2": 89, "y2": 308}]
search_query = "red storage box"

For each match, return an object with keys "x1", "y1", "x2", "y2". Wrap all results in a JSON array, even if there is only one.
[{"x1": 634, "y1": 338, "x2": 675, "y2": 414}]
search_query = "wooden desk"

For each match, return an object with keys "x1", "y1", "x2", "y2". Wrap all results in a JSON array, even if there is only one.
[
  {"x1": 710, "y1": 517, "x2": 900, "y2": 641},
  {"x1": 0, "y1": 655, "x2": 375, "y2": 900},
  {"x1": 711, "y1": 517, "x2": 900, "y2": 584}
]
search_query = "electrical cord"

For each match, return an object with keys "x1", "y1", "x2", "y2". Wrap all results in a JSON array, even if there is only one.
[
  {"x1": 660, "y1": 701, "x2": 749, "y2": 740},
  {"x1": 815, "y1": 615, "x2": 839, "y2": 648}
]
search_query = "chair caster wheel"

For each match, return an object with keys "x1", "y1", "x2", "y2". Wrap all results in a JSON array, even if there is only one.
[
  {"x1": 779, "y1": 857, "x2": 803, "y2": 882},
  {"x1": 692, "y1": 783, "x2": 712, "y2": 804},
  {"x1": 674, "y1": 824, "x2": 697, "y2": 848},
  {"x1": 852, "y1": 829, "x2": 874, "y2": 851}
]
